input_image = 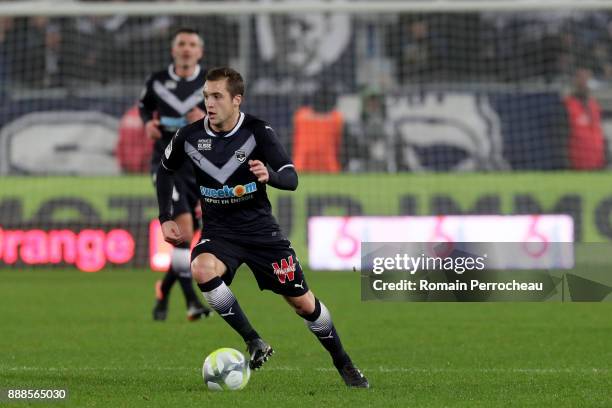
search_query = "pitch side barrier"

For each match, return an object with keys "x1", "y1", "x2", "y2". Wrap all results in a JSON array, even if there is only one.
[{"x1": 1, "y1": 173, "x2": 612, "y2": 275}]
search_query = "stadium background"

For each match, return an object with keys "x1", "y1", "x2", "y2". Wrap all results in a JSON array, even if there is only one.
[{"x1": 1, "y1": 1, "x2": 610, "y2": 406}]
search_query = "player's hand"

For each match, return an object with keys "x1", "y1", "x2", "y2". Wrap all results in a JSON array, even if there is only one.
[
  {"x1": 145, "y1": 119, "x2": 162, "y2": 140},
  {"x1": 186, "y1": 107, "x2": 206, "y2": 123},
  {"x1": 248, "y1": 160, "x2": 269, "y2": 183},
  {"x1": 161, "y1": 220, "x2": 184, "y2": 245}
]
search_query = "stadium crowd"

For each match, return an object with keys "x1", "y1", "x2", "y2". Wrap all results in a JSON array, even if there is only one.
[
  {"x1": 0, "y1": 9, "x2": 610, "y2": 173},
  {"x1": 1, "y1": 11, "x2": 612, "y2": 87}
]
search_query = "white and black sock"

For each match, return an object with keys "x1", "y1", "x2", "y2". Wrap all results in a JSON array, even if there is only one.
[
  {"x1": 198, "y1": 277, "x2": 259, "y2": 342},
  {"x1": 171, "y1": 245, "x2": 199, "y2": 305},
  {"x1": 301, "y1": 298, "x2": 351, "y2": 369}
]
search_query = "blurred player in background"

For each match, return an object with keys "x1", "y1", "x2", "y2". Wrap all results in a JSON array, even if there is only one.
[
  {"x1": 156, "y1": 67, "x2": 369, "y2": 388},
  {"x1": 564, "y1": 66, "x2": 607, "y2": 170},
  {"x1": 139, "y1": 28, "x2": 211, "y2": 321}
]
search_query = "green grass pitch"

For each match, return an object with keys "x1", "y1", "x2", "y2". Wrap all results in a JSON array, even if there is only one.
[{"x1": 1, "y1": 268, "x2": 610, "y2": 407}]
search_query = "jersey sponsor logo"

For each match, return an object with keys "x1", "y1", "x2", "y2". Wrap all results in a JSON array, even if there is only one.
[
  {"x1": 272, "y1": 255, "x2": 296, "y2": 284},
  {"x1": 234, "y1": 150, "x2": 247, "y2": 163},
  {"x1": 197, "y1": 139, "x2": 212, "y2": 151},
  {"x1": 164, "y1": 80, "x2": 177, "y2": 90},
  {"x1": 200, "y1": 182, "x2": 257, "y2": 199},
  {"x1": 160, "y1": 116, "x2": 187, "y2": 130}
]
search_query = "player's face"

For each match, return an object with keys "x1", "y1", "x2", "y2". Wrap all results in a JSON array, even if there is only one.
[
  {"x1": 204, "y1": 79, "x2": 242, "y2": 132},
  {"x1": 171, "y1": 33, "x2": 203, "y2": 69}
]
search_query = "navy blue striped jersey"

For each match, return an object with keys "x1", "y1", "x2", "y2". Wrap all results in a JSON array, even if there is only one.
[{"x1": 161, "y1": 112, "x2": 294, "y2": 238}]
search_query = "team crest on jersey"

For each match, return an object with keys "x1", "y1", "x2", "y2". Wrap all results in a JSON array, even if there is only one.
[
  {"x1": 197, "y1": 139, "x2": 212, "y2": 151},
  {"x1": 234, "y1": 150, "x2": 247, "y2": 163},
  {"x1": 164, "y1": 80, "x2": 177, "y2": 90}
]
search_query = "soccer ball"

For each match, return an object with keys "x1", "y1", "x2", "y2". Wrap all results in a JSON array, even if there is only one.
[{"x1": 202, "y1": 348, "x2": 250, "y2": 391}]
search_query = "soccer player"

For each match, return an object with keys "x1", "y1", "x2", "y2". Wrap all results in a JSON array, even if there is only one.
[
  {"x1": 139, "y1": 28, "x2": 211, "y2": 321},
  {"x1": 156, "y1": 67, "x2": 369, "y2": 388}
]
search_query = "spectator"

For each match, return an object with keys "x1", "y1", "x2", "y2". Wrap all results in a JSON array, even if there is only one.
[
  {"x1": 114, "y1": 14, "x2": 174, "y2": 81},
  {"x1": 115, "y1": 105, "x2": 152, "y2": 173},
  {"x1": 564, "y1": 67, "x2": 606, "y2": 170},
  {"x1": 63, "y1": 16, "x2": 116, "y2": 84},
  {"x1": 0, "y1": 17, "x2": 13, "y2": 89},
  {"x1": 292, "y1": 84, "x2": 343, "y2": 173},
  {"x1": 343, "y1": 88, "x2": 395, "y2": 172},
  {"x1": 9, "y1": 17, "x2": 62, "y2": 87},
  {"x1": 386, "y1": 15, "x2": 432, "y2": 84}
]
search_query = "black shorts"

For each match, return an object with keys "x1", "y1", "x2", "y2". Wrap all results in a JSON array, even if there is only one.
[
  {"x1": 191, "y1": 235, "x2": 309, "y2": 297},
  {"x1": 151, "y1": 163, "x2": 199, "y2": 220}
]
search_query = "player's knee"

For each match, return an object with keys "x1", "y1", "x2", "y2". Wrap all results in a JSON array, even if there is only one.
[
  {"x1": 292, "y1": 302, "x2": 312, "y2": 315},
  {"x1": 287, "y1": 291, "x2": 316, "y2": 315},
  {"x1": 191, "y1": 254, "x2": 221, "y2": 283}
]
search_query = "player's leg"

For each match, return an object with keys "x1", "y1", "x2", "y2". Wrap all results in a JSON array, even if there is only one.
[
  {"x1": 170, "y1": 171, "x2": 212, "y2": 320},
  {"x1": 153, "y1": 271, "x2": 176, "y2": 321},
  {"x1": 172, "y1": 212, "x2": 211, "y2": 321},
  {"x1": 284, "y1": 291, "x2": 369, "y2": 388},
  {"x1": 151, "y1": 168, "x2": 177, "y2": 321},
  {"x1": 191, "y1": 244, "x2": 271, "y2": 369},
  {"x1": 252, "y1": 239, "x2": 367, "y2": 387}
]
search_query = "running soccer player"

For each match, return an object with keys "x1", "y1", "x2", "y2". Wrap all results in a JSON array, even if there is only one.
[
  {"x1": 156, "y1": 67, "x2": 369, "y2": 388},
  {"x1": 139, "y1": 28, "x2": 211, "y2": 321}
]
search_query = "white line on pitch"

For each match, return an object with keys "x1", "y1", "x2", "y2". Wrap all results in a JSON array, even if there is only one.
[{"x1": 2, "y1": 366, "x2": 609, "y2": 374}]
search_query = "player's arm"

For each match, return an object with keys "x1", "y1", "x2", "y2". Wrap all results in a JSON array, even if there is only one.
[
  {"x1": 249, "y1": 160, "x2": 297, "y2": 191},
  {"x1": 251, "y1": 123, "x2": 298, "y2": 191},
  {"x1": 156, "y1": 131, "x2": 187, "y2": 245},
  {"x1": 138, "y1": 75, "x2": 162, "y2": 140}
]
